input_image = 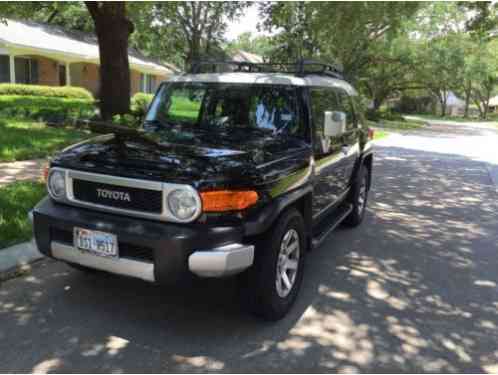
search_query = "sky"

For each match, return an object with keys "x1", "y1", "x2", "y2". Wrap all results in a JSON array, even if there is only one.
[{"x1": 225, "y1": 3, "x2": 266, "y2": 41}]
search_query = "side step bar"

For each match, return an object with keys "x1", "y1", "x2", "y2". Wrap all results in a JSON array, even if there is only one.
[{"x1": 312, "y1": 203, "x2": 353, "y2": 249}]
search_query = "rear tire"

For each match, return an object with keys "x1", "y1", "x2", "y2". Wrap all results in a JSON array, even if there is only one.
[
  {"x1": 239, "y1": 208, "x2": 306, "y2": 321},
  {"x1": 343, "y1": 165, "x2": 369, "y2": 227}
]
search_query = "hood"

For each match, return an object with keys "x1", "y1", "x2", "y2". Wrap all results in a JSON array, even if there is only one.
[{"x1": 51, "y1": 128, "x2": 276, "y2": 189}]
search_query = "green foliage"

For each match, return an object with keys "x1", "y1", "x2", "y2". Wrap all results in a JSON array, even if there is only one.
[
  {"x1": 225, "y1": 32, "x2": 274, "y2": 58},
  {"x1": 130, "y1": 92, "x2": 153, "y2": 120},
  {"x1": 0, "y1": 181, "x2": 46, "y2": 249},
  {"x1": 168, "y1": 95, "x2": 201, "y2": 122},
  {"x1": 112, "y1": 114, "x2": 140, "y2": 128},
  {"x1": 0, "y1": 117, "x2": 90, "y2": 162},
  {"x1": 0, "y1": 96, "x2": 95, "y2": 123},
  {"x1": 366, "y1": 107, "x2": 405, "y2": 122},
  {"x1": 132, "y1": 2, "x2": 249, "y2": 70},
  {"x1": 0, "y1": 84, "x2": 93, "y2": 100},
  {"x1": 394, "y1": 95, "x2": 436, "y2": 115},
  {"x1": 260, "y1": 2, "x2": 421, "y2": 78}
]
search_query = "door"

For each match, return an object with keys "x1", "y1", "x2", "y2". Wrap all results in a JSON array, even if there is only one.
[
  {"x1": 336, "y1": 89, "x2": 360, "y2": 187},
  {"x1": 309, "y1": 87, "x2": 348, "y2": 220}
]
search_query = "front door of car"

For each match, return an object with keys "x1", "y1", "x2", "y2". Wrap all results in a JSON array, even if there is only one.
[{"x1": 309, "y1": 87, "x2": 349, "y2": 221}]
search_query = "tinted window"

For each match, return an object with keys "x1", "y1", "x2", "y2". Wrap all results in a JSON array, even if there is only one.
[
  {"x1": 336, "y1": 90, "x2": 356, "y2": 131},
  {"x1": 310, "y1": 88, "x2": 340, "y2": 154},
  {"x1": 146, "y1": 83, "x2": 304, "y2": 138}
]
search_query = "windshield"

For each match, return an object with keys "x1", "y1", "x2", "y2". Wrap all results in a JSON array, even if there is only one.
[{"x1": 145, "y1": 82, "x2": 304, "y2": 141}]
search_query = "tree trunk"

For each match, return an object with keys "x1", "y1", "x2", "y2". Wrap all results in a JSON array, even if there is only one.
[
  {"x1": 85, "y1": 2, "x2": 133, "y2": 120},
  {"x1": 464, "y1": 82, "x2": 471, "y2": 118},
  {"x1": 439, "y1": 95, "x2": 447, "y2": 117}
]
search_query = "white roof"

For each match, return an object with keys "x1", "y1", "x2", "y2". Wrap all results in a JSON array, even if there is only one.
[
  {"x1": 489, "y1": 95, "x2": 498, "y2": 107},
  {"x1": 168, "y1": 73, "x2": 357, "y2": 95},
  {"x1": 0, "y1": 19, "x2": 172, "y2": 76},
  {"x1": 231, "y1": 50, "x2": 264, "y2": 64}
]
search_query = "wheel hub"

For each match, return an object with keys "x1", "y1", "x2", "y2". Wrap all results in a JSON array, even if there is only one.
[{"x1": 275, "y1": 228, "x2": 300, "y2": 298}]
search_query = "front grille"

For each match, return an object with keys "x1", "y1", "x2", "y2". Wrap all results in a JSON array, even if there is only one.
[
  {"x1": 51, "y1": 227, "x2": 154, "y2": 262},
  {"x1": 72, "y1": 179, "x2": 162, "y2": 213}
]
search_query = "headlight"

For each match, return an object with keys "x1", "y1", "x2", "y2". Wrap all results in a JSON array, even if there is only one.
[
  {"x1": 167, "y1": 188, "x2": 200, "y2": 221},
  {"x1": 47, "y1": 169, "x2": 66, "y2": 199}
]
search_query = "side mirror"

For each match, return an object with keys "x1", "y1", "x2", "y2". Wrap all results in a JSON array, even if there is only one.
[{"x1": 324, "y1": 111, "x2": 346, "y2": 137}]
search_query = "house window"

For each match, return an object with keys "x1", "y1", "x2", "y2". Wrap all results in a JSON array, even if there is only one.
[
  {"x1": 0, "y1": 55, "x2": 9, "y2": 83},
  {"x1": 14, "y1": 57, "x2": 38, "y2": 84},
  {"x1": 140, "y1": 73, "x2": 156, "y2": 94}
]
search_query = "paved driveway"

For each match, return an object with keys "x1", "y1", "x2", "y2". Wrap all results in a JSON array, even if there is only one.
[{"x1": 1, "y1": 123, "x2": 498, "y2": 373}]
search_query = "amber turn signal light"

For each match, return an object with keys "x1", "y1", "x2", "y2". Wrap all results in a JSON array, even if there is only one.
[
  {"x1": 42, "y1": 165, "x2": 49, "y2": 182},
  {"x1": 367, "y1": 128, "x2": 375, "y2": 140},
  {"x1": 201, "y1": 190, "x2": 259, "y2": 212}
]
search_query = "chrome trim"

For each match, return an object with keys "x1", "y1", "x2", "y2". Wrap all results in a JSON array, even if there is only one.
[
  {"x1": 51, "y1": 241, "x2": 155, "y2": 282},
  {"x1": 48, "y1": 167, "x2": 202, "y2": 223},
  {"x1": 188, "y1": 243, "x2": 254, "y2": 277}
]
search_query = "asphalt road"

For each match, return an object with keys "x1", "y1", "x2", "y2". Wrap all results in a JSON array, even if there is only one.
[{"x1": 1, "y1": 122, "x2": 498, "y2": 373}]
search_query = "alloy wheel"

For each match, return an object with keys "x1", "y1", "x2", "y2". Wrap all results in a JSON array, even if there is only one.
[{"x1": 276, "y1": 228, "x2": 300, "y2": 298}]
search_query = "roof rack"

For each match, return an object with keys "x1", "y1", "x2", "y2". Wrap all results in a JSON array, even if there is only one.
[{"x1": 189, "y1": 59, "x2": 344, "y2": 80}]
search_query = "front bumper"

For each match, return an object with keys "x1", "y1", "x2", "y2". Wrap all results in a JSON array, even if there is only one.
[{"x1": 32, "y1": 197, "x2": 254, "y2": 284}]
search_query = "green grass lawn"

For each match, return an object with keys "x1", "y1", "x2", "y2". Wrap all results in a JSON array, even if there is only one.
[
  {"x1": 168, "y1": 96, "x2": 201, "y2": 122},
  {"x1": 409, "y1": 113, "x2": 498, "y2": 123},
  {"x1": 373, "y1": 130, "x2": 389, "y2": 140},
  {"x1": 0, "y1": 181, "x2": 46, "y2": 249},
  {"x1": 366, "y1": 118, "x2": 424, "y2": 131},
  {"x1": 0, "y1": 117, "x2": 90, "y2": 162},
  {"x1": 374, "y1": 119, "x2": 425, "y2": 130}
]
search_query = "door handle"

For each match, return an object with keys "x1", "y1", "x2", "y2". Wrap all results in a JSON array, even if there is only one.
[{"x1": 341, "y1": 145, "x2": 350, "y2": 155}]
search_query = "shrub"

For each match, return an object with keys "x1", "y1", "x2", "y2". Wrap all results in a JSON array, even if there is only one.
[
  {"x1": 0, "y1": 95, "x2": 95, "y2": 123},
  {"x1": 0, "y1": 83, "x2": 93, "y2": 100},
  {"x1": 366, "y1": 107, "x2": 405, "y2": 122},
  {"x1": 393, "y1": 95, "x2": 436, "y2": 114},
  {"x1": 112, "y1": 114, "x2": 140, "y2": 128},
  {"x1": 131, "y1": 92, "x2": 154, "y2": 121}
]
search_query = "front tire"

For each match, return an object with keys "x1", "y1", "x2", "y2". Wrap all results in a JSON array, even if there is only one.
[{"x1": 240, "y1": 208, "x2": 306, "y2": 321}]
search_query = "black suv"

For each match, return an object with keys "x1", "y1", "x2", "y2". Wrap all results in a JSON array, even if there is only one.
[{"x1": 32, "y1": 61, "x2": 373, "y2": 320}]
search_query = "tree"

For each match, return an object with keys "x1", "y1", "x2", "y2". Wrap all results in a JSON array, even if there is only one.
[
  {"x1": 361, "y1": 33, "x2": 419, "y2": 112},
  {"x1": 415, "y1": 36, "x2": 466, "y2": 117},
  {"x1": 144, "y1": 2, "x2": 248, "y2": 71},
  {"x1": 225, "y1": 32, "x2": 274, "y2": 59},
  {"x1": 260, "y1": 2, "x2": 421, "y2": 81},
  {"x1": 468, "y1": 40, "x2": 498, "y2": 119},
  {"x1": 84, "y1": 2, "x2": 133, "y2": 119}
]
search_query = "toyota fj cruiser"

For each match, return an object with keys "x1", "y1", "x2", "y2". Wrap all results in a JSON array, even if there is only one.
[{"x1": 32, "y1": 61, "x2": 373, "y2": 321}]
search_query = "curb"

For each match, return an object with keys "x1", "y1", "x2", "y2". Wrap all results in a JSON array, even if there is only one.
[{"x1": 0, "y1": 240, "x2": 44, "y2": 281}]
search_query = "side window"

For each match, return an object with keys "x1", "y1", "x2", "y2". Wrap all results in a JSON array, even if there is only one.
[
  {"x1": 310, "y1": 88, "x2": 340, "y2": 154},
  {"x1": 336, "y1": 90, "x2": 356, "y2": 131}
]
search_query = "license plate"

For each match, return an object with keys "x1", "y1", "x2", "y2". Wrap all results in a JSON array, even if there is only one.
[{"x1": 74, "y1": 227, "x2": 118, "y2": 258}]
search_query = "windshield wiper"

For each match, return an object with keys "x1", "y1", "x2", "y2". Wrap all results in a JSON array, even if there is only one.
[{"x1": 225, "y1": 125, "x2": 274, "y2": 136}]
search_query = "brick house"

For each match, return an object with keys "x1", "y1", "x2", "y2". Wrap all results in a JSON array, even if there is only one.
[{"x1": 0, "y1": 19, "x2": 179, "y2": 97}]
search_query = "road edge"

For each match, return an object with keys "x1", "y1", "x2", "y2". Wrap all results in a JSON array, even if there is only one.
[{"x1": 0, "y1": 240, "x2": 44, "y2": 281}]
